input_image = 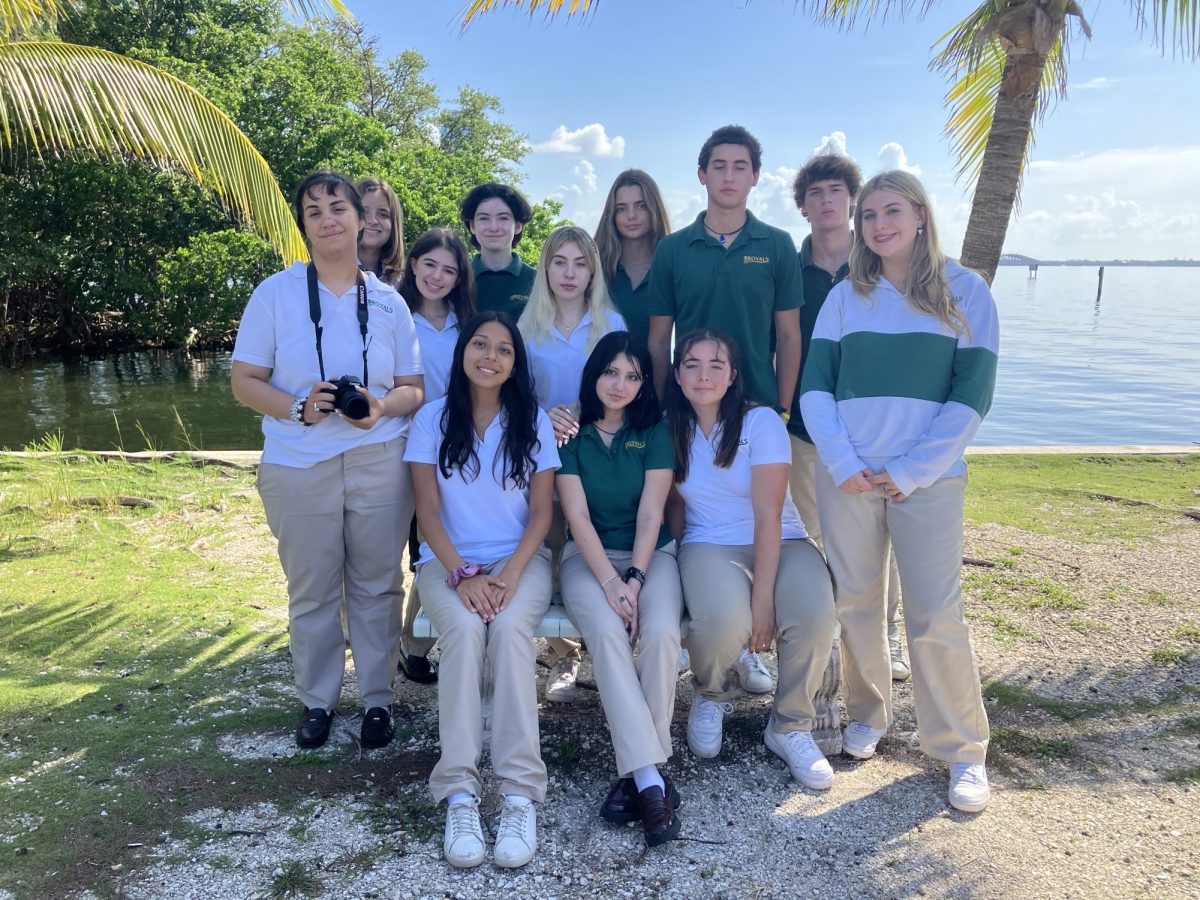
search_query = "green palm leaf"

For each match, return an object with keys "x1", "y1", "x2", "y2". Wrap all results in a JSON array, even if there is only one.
[
  {"x1": 0, "y1": 40, "x2": 308, "y2": 263},
  {"x1": 459, "y1": 0, "x2": 596, "y2": 29}
]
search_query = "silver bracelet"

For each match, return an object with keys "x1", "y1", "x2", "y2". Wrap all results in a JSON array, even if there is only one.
[{"x1": 600, "y1": 573, "x2": 621, "y2": 588}]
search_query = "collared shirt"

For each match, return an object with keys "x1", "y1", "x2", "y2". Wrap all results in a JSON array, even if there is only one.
[
  {"x1": 404, "y1": 397, "x2": 561, "y2": 565},
  {"x1": 646, "y1": 211, "x2": 803, "y2": 408},
  {"x1": 677, "y1": 407, "x2": 807, "y2": 546},
  {"x1": 232, "y1": 262, "x2": 424, "y2": 469},
  {"x1": 557, "y1": 420, "x2": 674, "y2": 551},
  {"x1": 526, "y1": 308, "x2": 627, "y2": 410},
  {"x1": 472, "y1": 254, "x2": 535, "y2": 320},
  {"x1": 790, "y1": 234, "x2": 850, "y2": 442},
  {"x1": 608, "y1": 261, "x2": 651, "y2": 347},
  {"x1": 412, "y1": 309, "x2": 459, "y2": 404}
]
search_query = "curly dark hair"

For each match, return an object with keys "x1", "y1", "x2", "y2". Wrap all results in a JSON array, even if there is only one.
[
  {"x1": 459, "y1": 183, "x2": 534, "y2": 249},
  {"x1": 792, "y1": 154, "x2": 863, "y2": 211},
  {"x1": 292, "y1": 171, "x2": 363, "y2": 240}
]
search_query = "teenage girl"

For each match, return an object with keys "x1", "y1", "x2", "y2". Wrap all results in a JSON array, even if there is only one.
[{"x1": 356, "y1": 177, "x2": 405, "y2": 287}]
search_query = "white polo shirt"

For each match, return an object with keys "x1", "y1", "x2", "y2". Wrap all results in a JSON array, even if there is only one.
[
  {"x1": 526, "y1": 308, "x2": 626, "y2": 409},
  {"x1": 232, "y1": 262, "x2": 423, "y2": 469},
  {"x1": 404, "y1": 396, "x2": 561, "y2": 565},
  {"x1": 412, "y1": 309, "x2": 459, "y2": 405},
  {"x1": 677, "y1": 406, "x2": 808, "y2": 546}
]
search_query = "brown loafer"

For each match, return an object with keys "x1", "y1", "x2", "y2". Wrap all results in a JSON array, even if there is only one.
[
  {"x1": 637, "y1": 778, "x2": 682, "y2": 847},
  {"x1": 599, "y1": 777, "x2": 639, "y2": 824}
]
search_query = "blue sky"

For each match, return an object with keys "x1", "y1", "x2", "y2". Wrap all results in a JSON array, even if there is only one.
[{"x1": 349, "y1": 1, "x2": 1200, "y2": 260}]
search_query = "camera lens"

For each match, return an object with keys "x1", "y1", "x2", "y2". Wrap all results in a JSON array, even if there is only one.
[{"x1": 339, "y1": 392, "x2": 370, "y2": 419}]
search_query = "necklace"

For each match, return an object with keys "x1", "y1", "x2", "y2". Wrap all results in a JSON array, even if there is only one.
[
  {"x1": 704, "y1": 215, "x2": 745, "y2": 246},
  {"x1": 594, "y1": 422, "x2": 622, "y2": 436}
]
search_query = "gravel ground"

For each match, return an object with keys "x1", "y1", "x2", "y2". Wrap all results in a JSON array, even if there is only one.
[{"x1": 82, "y1": 519, "x2": 1200, "y2": 898}]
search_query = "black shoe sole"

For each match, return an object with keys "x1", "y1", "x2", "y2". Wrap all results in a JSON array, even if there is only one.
[
  {"x1": 398, "y1": 655, "x2": 438, "y2": 685},
  {"x1": 360, "y1": 731, "x2": 393, "y2": 750},
  {"x1": 600, "y1": 785, "x2": 683, "y2": 825},
  {"x1": 296, "y1": 721, "x2": 333, "y2": 749},
  {"x1": 644, "y1": 811, "x2": 682, "y2": 847}
]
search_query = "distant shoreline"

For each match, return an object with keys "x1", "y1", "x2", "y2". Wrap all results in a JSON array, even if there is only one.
[{"x1": 998, "y1": 259, "x2": 1200, "y2": 268}]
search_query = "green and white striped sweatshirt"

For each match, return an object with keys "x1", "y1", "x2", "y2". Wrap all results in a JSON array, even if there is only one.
[{"x1": 798, "y1": 260, "x2": 999, "y2": 498}]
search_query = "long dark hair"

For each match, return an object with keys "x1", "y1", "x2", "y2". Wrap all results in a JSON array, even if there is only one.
[
  {"x1": 577, "y1": 332, "x2": 660, "y2": 431},
  {"x1": 664, "y1": 329, "x2": 753, "y2": 482},
  {"x1": 438, "y1": 312, "x2": 541, "y2": 489},
  {"x1": 399, "y1": 228, "x2": 477, "y2": 325}
]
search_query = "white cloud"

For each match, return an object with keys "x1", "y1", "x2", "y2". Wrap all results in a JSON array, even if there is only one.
[
  {"x1": 532, "y1": 124, "x2": 626, "y2": 158},
  {"x1": 1075, "y1": 76, "x2": 1116, "y2": 91},
  {"x1": 877, "y1": 142, "x2": 921, "y2": 175},
  {"x1": 812, "y1": 131, "x2": 850, "y2": 158},
  {"x1": 572, "y1": 160, "x2": 598, "y2": 193}
]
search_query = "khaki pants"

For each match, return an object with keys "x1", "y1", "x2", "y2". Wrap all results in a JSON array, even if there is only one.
[
  {"x1": 400, "y1": 518, "x2": 435, "y2": 658},
  {"x1": 545, "y1": 500, "x2": 582, "y2": 663},
  {"x1": 815, "y1": 468, "x2": 989, "y2": 763},
  {"x1": 258, "y1": 437, "x2": 412, "y2": 712},
  {"x1": 560, "y1": 541, "x2": 683, "y2": 775},
  {"x1": 419, "y1": 548, "x2": 553, "y2": 803},
  {"x1": 678, "y1": 540, "x2": 836, "y2": 733},
  {"x1": 790, "y1": 434, "x2": 902, "y2": 633}
]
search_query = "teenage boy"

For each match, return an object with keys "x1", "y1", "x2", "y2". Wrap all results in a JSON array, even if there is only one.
[
  {"x1": 647, "y1": 125, "x2": 803, "y2": 414},
  {"x1": 460, "y1": 183, "x2": 536, "y2": 319},
  {"x1": 788, "y1": 154, "x2": 908, "y2": 681}
]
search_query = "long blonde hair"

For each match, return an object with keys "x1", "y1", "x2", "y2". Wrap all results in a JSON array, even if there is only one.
[
  {"x1": 356, "y1": 177, "x2": 405, "y2": 286},
  {"x1": 519, "y1": 226, "x2": 619, "y2": 352},
  {"x1": 593, "y1": 169, "x2": 671, "y2": 282},
  {"x1": 849, "y1": 170, "x2": 967, "y2": 335}
]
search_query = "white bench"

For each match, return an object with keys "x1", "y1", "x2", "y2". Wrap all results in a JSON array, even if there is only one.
[{"x1": 412, "y1": 600, "x2": 581, "y2": 639}]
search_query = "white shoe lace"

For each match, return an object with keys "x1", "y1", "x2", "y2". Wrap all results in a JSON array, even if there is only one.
[
  {"x1": 951, "y1": 763, "x2": 987, "y2": 787},
  {"x1": 694, "y1": 699, "x2": 734, "y2": 727},
  {"x1": 497, "y1": 802, "x2": 532, "y2": 844},
  {"x1": 784, "y1": 729, "x2": 819, "y2": 754},
  {"x1": 740, "y1": 650, "x2": 770, "y2": 678},
  {"x1": 447, "y1": 802, "x2": 482, "y2": 846}
]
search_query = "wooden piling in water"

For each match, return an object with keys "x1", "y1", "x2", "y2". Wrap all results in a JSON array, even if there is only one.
[{"x1": 1096, "y1": 266, "x2": 1105, "y2": 302}]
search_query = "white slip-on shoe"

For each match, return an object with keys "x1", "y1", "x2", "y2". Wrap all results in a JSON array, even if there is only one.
[
  {"x1": 765, "y1": 725, "x2": 834, "y2": 790},
  {"x1": 948, "y1": 762, "x2": 991, "y2": 812},
  {"x1": 842, "y1": 720, "x2": 888, "y2": 759},
  {"x1": 736, "y1": 648, "x2": 775, "y2": 694},
  {"x1": 687, "y1": 696, "x2": 734, "y2": 758},
  {"x1": 677, "y1": 648, "x2": 691, "y2": 675},
  {"x1": 493, "y1": 800, "x2": 537, "y2": 868},
  {"x1": 889, "y1": 629, "x2": 911, "y2": 681},
  {"x1": 443, "y1": 797, "x2": 485, "y2": 868},
  {"x1": 544, "y1": 657, "x2": 580, "y2": 704}
]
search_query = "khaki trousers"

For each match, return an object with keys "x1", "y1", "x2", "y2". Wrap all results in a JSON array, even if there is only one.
[
  {"x1": 559, "y1": 541, "x2": 683, "y2": 775},
  {"x1": 790, "y1": 434, "x2": 902, "y2": 633},
  {"x1": 258, "y1": 437, "x2": 412, "y2": 712},
  {"x1": 400, "y1": 518, "x2": 435, "y2": 657},
  {"x1": 419, "y1": 548, "x2": 552, "y2": 803},
  {"x1": 545, "y1": 500, "x2": 582, "y2": 663},
  {"x1": 679, "y1": 540, "x2": 836, "y2": 732},
  {"x1": 815, "y1": 468, "x2": 989, "y2": 763}
]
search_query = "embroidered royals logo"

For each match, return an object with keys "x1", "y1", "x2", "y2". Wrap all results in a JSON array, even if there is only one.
[
  {"x1": 743, "y1": 255, "x2": 770, "y2": 264},
  {"x1": 624, "y1": 440, "x2": 646, "y2": 450},
  {"x1": 368, "y1": 299, "x2": 394, "y2": 313}
]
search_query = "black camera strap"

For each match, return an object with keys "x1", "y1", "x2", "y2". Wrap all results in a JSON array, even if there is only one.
[{"x1": 306, "y1": 262, "x2": 369, "y2": 384}]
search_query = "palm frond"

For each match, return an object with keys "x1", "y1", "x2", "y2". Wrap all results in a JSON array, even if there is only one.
[
  {"x1": 801, "y1": 0, "x2": 930, "y2": 29},
  {"x1": 1, "y1": 0, "x2": 71, "y2": 39},
  {"x1": 459, "y1": 0, "x2": 595, "y2": 30},
  {"x1": 281, "y1": 0, "x2": 351, "y2": 21},
  {"x1": 0, "y1": 41, "x2": 307, "y2": 263},
  {"x1": 1130, "y1": 0, "x2": 1200, "y2": 57}
]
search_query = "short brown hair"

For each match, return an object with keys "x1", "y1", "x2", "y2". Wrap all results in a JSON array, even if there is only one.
[
  {"x1": 792, "y1": 155, "x2": 863, "y2": 210},
  {"x1": 698, "y1": 125, "x2": 762, "y2": 173}
]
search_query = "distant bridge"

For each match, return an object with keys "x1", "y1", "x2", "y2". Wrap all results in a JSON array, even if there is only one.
[{"x1": 998, "y1": 253, "x2": 1040, "y2": 266}]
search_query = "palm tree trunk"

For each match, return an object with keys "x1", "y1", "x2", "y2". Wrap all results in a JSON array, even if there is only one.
[{"x1": 960, "y1": 35, "x2": 1050, "y2": 284}]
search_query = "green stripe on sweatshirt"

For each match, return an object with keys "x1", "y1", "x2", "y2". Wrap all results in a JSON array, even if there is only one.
[
  {"x1": 948, "y1": 346, "x2": 998, "y2": 417},
  {"x1": 834, "y1": 331, "x2": 959, "y2": 403},
  {"x1": 800, "y1": 337, "x2": 841, "y2": 396}
]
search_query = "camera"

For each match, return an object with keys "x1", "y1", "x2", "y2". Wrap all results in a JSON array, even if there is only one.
[{"x1": 330, "y1": 375, "x2": 370, "y2": 420}]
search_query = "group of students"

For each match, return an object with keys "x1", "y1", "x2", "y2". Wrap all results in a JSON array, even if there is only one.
[{"x1": 231, "y1": 123, "x2": 999, "y2": 872}]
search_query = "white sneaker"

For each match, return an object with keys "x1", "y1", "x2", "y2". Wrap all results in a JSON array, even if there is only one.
[
  {"x1": 889, "y1": 631, "x2": 911, "y2": 681},
  {"x1": 764, "y1": 726, "x2": 834, "y2": 790},
  {"x1": 493, "y1": 800, "x2": 537, "y2": 868},
  {"x1": 545, "y1": 657, "x2": 580, "y2": 703},
  {"x1": 443, "y1": 797, "x2": 485, "y2": 868},
  {"x1": 736, "y1": 648, "x2": 775, "y2": 694},
  {"x1": 687, "y1": 696, "x2": 734, "y2": 758},
  {"x1": 948, "y1": 763, "x2": 991, "y2": 812},
  {"x1": 842, "y1": 720, "x2": 888, "y2": 759},
  {"x1": 677, "y1": 648, "x2": 691, "y2": 675}
]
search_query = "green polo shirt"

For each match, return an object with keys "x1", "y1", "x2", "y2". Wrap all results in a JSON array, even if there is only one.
[
  {"x1": 608, "y1": 262, "x2": 651, "y2": 347},
  {"x1": 789, "y1": 234, "x2": 850, "y2": 443},
  {"x1": 646, "y1": 211, "x2": 803, "y2": 408},
  {"x1": 471, "y1": 254, "x2": 535, "y2": 320},
  {"x1": 557, "y1": 421, "x2": 674, "y2": 551}
]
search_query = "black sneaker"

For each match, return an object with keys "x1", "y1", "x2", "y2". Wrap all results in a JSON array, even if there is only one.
[
  {"x1": 361, "y1": 706, "x2": 394, "y2": 749},
  {"x1": 296, "y1": 707, "x2": 333, "y2": 749},
  {"x1": 398, "y1": 653, "x2": 438, "y2": 685}
]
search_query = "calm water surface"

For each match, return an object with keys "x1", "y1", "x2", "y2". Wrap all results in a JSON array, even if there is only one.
[{"x1": 1, "y1": 266, "x2": 1197, "y2": 450}]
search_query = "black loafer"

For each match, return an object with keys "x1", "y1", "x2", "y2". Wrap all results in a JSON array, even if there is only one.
[
  {"x1": 296, "y1": 707, "x2": 333, "y2": 749},
  {"x1": 638, "y1": 778, "x2": 682, "y2": 847},
  {"x1": 398, "y1": 653, "x2": 438, "y2": 685},
  {"x1": 600, "y1": 776, "x2": 682, "y2": 825},
  {"x1": 361, "y1": 706, "x2": 394, "y2": 749}
]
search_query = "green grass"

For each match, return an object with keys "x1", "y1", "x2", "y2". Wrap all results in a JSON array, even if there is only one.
[
  {"x1": 1175, "y1": 625, "x2": 1200, "y2": 643},
  {"x1": 1165, "y1": 766, "x2": 1200, "y2": 785},
  {"x1": 964, "y1": 454, "x2": 1200, "y2": 541},
  {"x1": 966, "y1": 570, "x2": 1086, "y2": 611},
  {"x1": 271, "y1": 859, "x2": 319, "y2": 899},
  {"x1": 982, "y1": 681, "x2": 1106, "y2": 722},
  {"x1": 990, "y1": 726, "x2": 1075, "y2": 761},
  {"x1": 976, "y1": 612, "x2": 1041, "y2": 643},
  {"x1": 1151, "y1": 648, "x2": 1188, "y2": 665}
]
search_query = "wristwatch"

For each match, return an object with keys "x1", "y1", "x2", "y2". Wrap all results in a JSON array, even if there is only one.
[
  {"x1": 624, "y1": 566, "x2": 646, "y2": 585},
  {"x1": 289, "y1": 396, "x2": 312, "y2": 426}
]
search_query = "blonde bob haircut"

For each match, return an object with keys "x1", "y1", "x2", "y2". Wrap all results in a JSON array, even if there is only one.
[
  {"x1": 850, "y1": 170, "x2": 968, "y2": 336},
  {"x1": 593, "y1": 169, "x2": 671, "y2": 283},
  {"x1": 356, "y1": 177, "x2": 405, "y2": 286},
  {"x1": 519, "y1": 225, "x2": 619, "y2": 353}
]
